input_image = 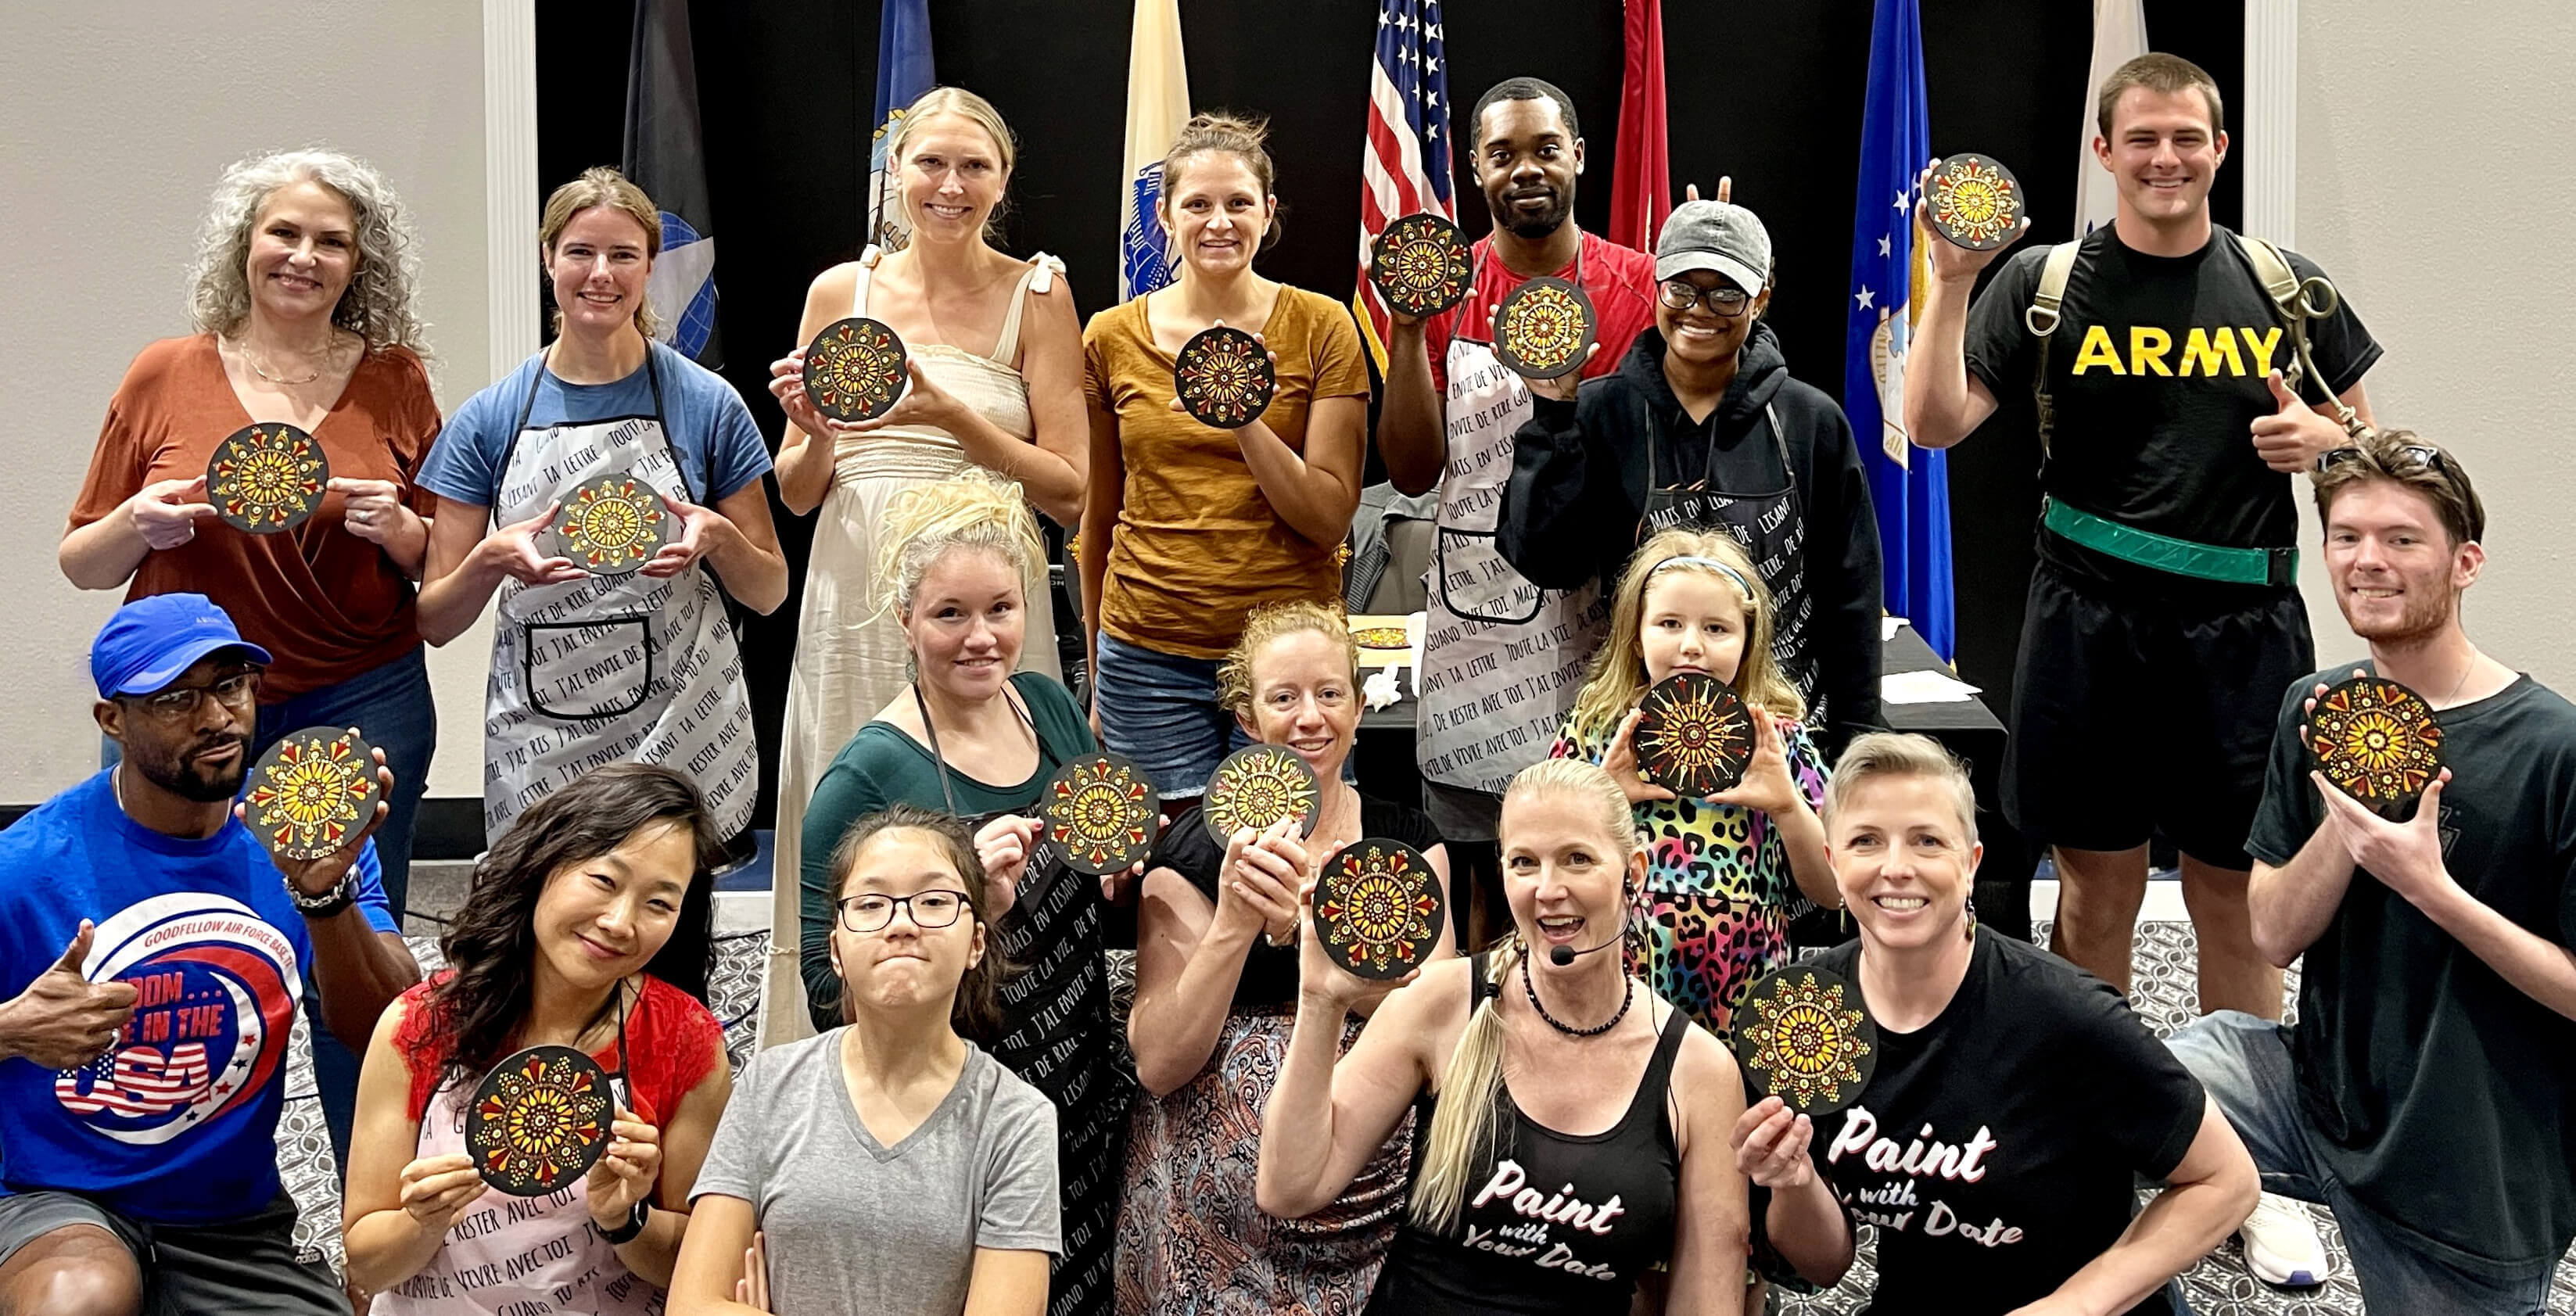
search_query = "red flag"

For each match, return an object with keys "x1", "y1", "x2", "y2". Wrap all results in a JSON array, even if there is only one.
[{"x1": 1609, "y1": 0, "x2": 1670, "y2": 253}]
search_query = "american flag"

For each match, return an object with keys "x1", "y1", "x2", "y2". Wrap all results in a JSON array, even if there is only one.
[{"x1": 1352, "y1": 0, "x2": 1455, "y2": 370}]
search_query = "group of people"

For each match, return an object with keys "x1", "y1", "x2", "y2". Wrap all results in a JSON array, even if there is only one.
[{"x1": 0, "y1": 48, "x2": 2567, "y2": 1316}]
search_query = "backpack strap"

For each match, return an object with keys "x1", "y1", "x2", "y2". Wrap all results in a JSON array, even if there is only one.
[
  {"x1": 2024, "y1": 240, "x2": 2083, "y2": 456},
  {"x1": 2233, "y1": 231, "x2": 2372, "y2": 440}
]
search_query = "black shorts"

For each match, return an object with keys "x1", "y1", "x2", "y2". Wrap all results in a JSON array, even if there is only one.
[
  {"x1": 0, "y1": 1189, "x2": 342, "y2": 1316},
  {"x1": 2002, "y1": 562, "x2": 2312, "y2": 870}
]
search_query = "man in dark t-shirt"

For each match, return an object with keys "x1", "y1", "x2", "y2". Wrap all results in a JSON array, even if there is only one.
[
  {"x1": 1905, "y1": 55, "x2": 2379, "y2": 1031},
  {"x1": 2169, "y1": 434, "x2": 2576, "y2": 1313}
]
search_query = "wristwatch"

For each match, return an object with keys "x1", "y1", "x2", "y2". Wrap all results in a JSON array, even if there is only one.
[
  {"x1": 284, "y1": 870, "x2": 357, "y2": 920},
  {"x1": 600, "y1": 1199, "x2": 651, "y2": 1245}
]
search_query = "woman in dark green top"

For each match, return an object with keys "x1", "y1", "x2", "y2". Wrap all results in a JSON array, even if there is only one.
[{"x1": 794, "y1": 475, "x2": 1132, "y2": 1316}]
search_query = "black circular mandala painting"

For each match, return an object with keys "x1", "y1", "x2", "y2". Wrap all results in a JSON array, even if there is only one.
[
  {"x1": 1369, "y1": 212, "x2": 1475, "y2": 319},
  {"x1": 2306, "y1": 673, "x2": 2445, "y2": 819},
  {"x1": 1314, "y1": 838, "x2": 1444, "y2": 981},
  {"x1": 466, "y1": 1045, "x2": 615, "y2": 1196},
  {"x1": 1632, "y1": 672, "x2": 1756, "y2": 798},
  {"x1": 1202, "y1": 744, "x2": 1322, "y2": 844},
  {"x1": 245, "y1": 726, "x2": 382, "y2": 862},
  {"x1": 542, "y1": 474, "x2": 672, "y2": 576},
  {"x1": 207, "y1": 422, "x2": 328, "y2": 534},
  {"x1": 1173, "y1": 325, "x2": 1278, "y2": 429},
  {"x1": 1731, "y1": 966, "x2": 1877, "y2": 1117},
  {"x1": 1926, "y1": 152, "x2": 2024, "y2": 252},
  {"x1": 1040, "y1": 752, "x2": 1159, "y2": 877},
  {"x1": 1493, "y1": 277, "x2": 1597, "y2": 380},
  {"x1": 804, "y1": 317, "x2": 909, "y2": 423}
]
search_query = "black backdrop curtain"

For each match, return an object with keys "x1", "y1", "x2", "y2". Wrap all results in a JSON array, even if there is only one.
[{"x1": 534, "y1": 0, "x2": 2243, "y2": 830}]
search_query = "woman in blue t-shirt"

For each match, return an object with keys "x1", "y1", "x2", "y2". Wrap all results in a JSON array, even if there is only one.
[{"x1": 414, "y1": 167, "x2": 786, "y2": 844}]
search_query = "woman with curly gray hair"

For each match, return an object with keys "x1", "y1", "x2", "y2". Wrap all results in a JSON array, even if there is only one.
[{"x1": 59, "y1": 146, "x2": 444, "y2": 1167}]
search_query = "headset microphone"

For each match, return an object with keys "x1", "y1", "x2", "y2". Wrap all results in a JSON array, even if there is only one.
[{"x1": 1548, "y1": 934, "x2": 1623, "y2": 968}]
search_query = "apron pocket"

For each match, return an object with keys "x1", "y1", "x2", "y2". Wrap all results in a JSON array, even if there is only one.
[
  {"x1": 522, "y1": 616, "x2": 656, "y2": 721},
  {"x1": 1432, "y1": 526, "x2": 1548, "y2": 626}
]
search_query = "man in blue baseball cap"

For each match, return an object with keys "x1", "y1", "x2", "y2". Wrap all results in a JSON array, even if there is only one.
[{"x1": 0, "y1": 594, "x2": 417, "y2": 1313}]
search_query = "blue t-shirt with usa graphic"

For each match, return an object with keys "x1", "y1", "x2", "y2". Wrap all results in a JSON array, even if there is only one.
[{"x1": 0, "y1": 771, "x2": 393, "y2": 1223}]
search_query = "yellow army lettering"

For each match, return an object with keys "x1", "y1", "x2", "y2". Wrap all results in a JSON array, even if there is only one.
[{"x1": 2069, "y1": 325, "x2": 2281, "y2": 378}]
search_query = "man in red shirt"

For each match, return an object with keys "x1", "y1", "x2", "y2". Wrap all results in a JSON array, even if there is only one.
[{"x1": 1376, "y1": 77, "x2": 1659, "y2": 940}]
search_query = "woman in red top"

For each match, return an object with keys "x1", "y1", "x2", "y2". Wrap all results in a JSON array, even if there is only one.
[
  {"x1": 59, "y1": 148, "x2": 443, "y2": 920},
  {"x1": 342, "y1": 764, "x2": 734, "y2": 1314}
]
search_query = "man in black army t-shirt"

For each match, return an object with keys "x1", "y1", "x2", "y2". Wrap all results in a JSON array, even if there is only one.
[
  {"x1": 1905, "y1": 56, "x2": 2377, "y2": 1020},
  {"x1": 2170, "y1": 433, "x2": 2576, "y2": 1313}
]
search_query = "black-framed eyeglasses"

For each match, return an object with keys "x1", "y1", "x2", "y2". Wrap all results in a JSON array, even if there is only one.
[
  {"x1": 2316, "y1": 444, "x2": 2447, "y2": 476},
  {"x1": 1657, "y1": 279, "x2": 1753, "y2": 317},
  {"x1": 835, "y1": 889, "x2": 972, "y2": 934},
  {"x1": 127, "y1": 669, "x2": 263, "y2": 720}
]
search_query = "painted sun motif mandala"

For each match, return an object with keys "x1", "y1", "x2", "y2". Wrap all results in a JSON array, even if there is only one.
[
  {"x1": 1370, "y1": 212, "x2": 1475, "y2": 319},
  {"x1": 1351, "y1": 626, "x2": 1409, "y2": 651},
  {"x1": 207, "y1": 422, "x2": 328, "y2": 534},
  {"x1": 466, "y1": 1045, "x2": 614, "y2": 1196},
  {"x1": 245, "y1": 726, "x2": 382, "y2": 861},
  {"x1": 1731, "y1": 966, "x2": 1876, "y2": 1115},
  {"x1": 1494, "y1": 277, "x2": 1598, "y2": 380},
  {"x1": 1927, "y1": 152, "x2": 2024, "y2": 252},
  {"x1": 1202, "y1": 744, "x2": 1322, "y2": 844},
  {"x1": 546, "y1": 475, "x2": 670, "y2": 575},
  {"x1": 1174, "y1": 325, "x2": 1278, "y2": 429},
  {"x1": 804, "y1": 316, "x2": 909, "y2": 423},
  {"x1": 2306, "y1": 674, "x2": 2445, "y2": 817},
  {"x1": 1632, "y1": 672, "x2": 1756, "y2": 798},
  {"x1": 1315, "y1": 839, "x2": 1444, "y2": 980},
  {"x1": 1041, "y1": 752, "x2": 1158, "y2": 876}
]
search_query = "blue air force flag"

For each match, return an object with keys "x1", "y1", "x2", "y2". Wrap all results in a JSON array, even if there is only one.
[{"x1": 622, "y1": 0, "x2": 721, "y2": 364}]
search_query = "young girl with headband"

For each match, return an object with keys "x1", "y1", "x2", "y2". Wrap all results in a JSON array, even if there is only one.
[{"x1": 1552, "y1": 528, "x2": 1835, "y2": 1036}]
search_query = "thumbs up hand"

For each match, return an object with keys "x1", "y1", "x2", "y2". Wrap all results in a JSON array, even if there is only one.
[
  {"x1": 0, "y1": 921, "x2": 141, "y2": 1070},
  {"x1": 2253, "y1": 370, "x2": 2345, "y2": 473}
]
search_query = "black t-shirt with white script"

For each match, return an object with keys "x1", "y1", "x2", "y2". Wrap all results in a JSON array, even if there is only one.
[
  {"x1": 1783, "y1": 932, "x2": 2206, "y2": 1315},
  {"x1": 1964, "y1": 225, "x2": 2380, "y2": 597},
  {"x1": 2248, "y1": 666, "x2": 2576, "y2": 1269}
]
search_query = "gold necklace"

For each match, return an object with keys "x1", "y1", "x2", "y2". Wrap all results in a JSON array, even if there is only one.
[{"x1": 236, "y1": 335, "x2": 336, "y2": 385}]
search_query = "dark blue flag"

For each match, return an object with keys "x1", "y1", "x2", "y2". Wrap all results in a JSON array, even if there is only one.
[
  {"x1": 1842, "y1": 0, "x2": 1954, "y2": 659},
  {"x1": 623, "y1": 0, "x2": 720, "y2": 365},
  {"x1": 868, "y1": 0, "x2": 935, "y2": 250}
]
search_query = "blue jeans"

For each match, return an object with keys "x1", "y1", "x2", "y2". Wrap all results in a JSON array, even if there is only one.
[
  {"x1": 1093, "y1": 633, "x2": 1250, "y2": 800},
  {"x1": 2168, "y1": 1011, "x2": 2557, "y2": 1314}
]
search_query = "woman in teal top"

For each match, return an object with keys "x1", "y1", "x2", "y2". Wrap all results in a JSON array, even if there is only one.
[{"x1": 791, "y1": 474, "x2": 1129, "y2": 1316}]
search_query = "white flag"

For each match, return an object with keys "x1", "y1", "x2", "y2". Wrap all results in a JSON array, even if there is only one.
[
  {"x1": 2076, "y1": 0, "x2": 2149, "y2": 234},
  {"x1": 1118, "y1": 0, "x2": 1192, "y2": 299}
]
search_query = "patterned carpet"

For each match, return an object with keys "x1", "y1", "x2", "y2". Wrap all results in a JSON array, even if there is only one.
[{"x1": 275, "y1": 923, "x2": 2574, "y2": 1314}]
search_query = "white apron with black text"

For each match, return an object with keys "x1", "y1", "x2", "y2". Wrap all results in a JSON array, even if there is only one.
[
  {"x1": 483, "y1": 350, "x2": 757, "y2": 840},
  {"x1": 1639, "y1": 402, "x2": 1823, "y2": 723},
  {"x1": 1415, "y1": 336, "x2": 1607, "y2": 796}
]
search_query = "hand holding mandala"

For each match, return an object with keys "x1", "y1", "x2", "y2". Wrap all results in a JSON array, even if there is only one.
[{"x1": 584, "y1": 1106, "x2": 662, "y2": 1228}]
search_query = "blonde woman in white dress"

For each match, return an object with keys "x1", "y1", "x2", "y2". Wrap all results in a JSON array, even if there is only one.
[{"x1": 762, "y1": 86, "x2": 1087, "y2": 1045}]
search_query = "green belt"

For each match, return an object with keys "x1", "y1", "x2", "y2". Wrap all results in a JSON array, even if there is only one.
[{"x1": 2041, "y1": 498, "x2": 2297, "y2": 588}]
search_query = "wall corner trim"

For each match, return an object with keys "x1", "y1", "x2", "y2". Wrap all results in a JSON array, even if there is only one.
[
  {"x1": 483, "y1": 0, "x2": 540, "y2": 378},
  {"x1": 2244, "y1": 0, "x2": 2298, "y2": 246}
]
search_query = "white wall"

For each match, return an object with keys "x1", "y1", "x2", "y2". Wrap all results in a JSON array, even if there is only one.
[
  {"x1": 2291, "y1": 1, "x2": 2576, "y2": 687},
  {"x1": 0, "y1": 0, "x2": 497, "y2": 802}
]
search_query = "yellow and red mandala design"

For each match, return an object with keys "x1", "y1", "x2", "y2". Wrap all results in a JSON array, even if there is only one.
[
  {"x1": 555, "y1": 476, "x2": 666, "y2": 573},
  {"x1": 2308, "y1": 675, "x2": 2444, "y2": 810},
  {"x1": 1315, "y1": 840, "x2": 1443, "y2": 980},
  {"x1": 467, "y1": 1045, "x2": 612, "y2": 1196},
  {"x1": 245, "y1": 727, "x2": 379, "y2": 860},
  {"x1": 1041, "y1": 754, "x2": 1157, "y2": 877},
  {"x1": 208, "y1": 423, "x2": 327, "y2": 532},
  {"x1": 1735, "y1": 968, "x2": 1875, "y2": 1113}
]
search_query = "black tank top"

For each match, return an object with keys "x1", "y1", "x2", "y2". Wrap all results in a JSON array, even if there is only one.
[{"x1": 1365, "y1": 952, "x2": 1688, "y2": 1314}]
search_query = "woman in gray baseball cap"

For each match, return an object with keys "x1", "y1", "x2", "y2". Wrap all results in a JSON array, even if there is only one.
[{"x1": 1497, "y1": 198, "x2": 1885, "y2": 760}]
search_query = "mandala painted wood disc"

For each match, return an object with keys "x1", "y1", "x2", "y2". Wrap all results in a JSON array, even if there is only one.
[
  {"x1": 1351, "y1": 626, "x2": 1409, "y2": 651},
  {"x1": 804, "y1": 316, "x2": 909, "y2": 423},
  {"x1": 1493, "y1": 276, "x2": 1598, "y2": 380},
  {"x1": 2305, "y1": 674, "x2": 2445, "y2": 818},
  {"x1": 1631, "y1": 672, "x2": 1756, "y2": 798},
  {"x1": 542, "y1": 474, "x2": 672, "y2": 575},
  {"x1": 466, "y1": 1044, "x2": 615, "y2": 1196},
  {"x1": 1369, "y1": 212, "x2": 1475, "y2": 320},
  {"x1": 1926, "y1": 152, "x2": 2024, "y2": 252},
  {"x1": 1039, "y1": 752, "x2": 1159, "y2": 877},
  {"x1": 207, "y1": 421, "x2": 328, "y2": 534},
  {"x1": 1174, "y1": 325, "x2": 1278, "y2": 429},
  {"x1": 1314, "y1": 837, "x2": 1444, "y2": 981},
  {"x1": 244, "y1": 726, "x2": 382, "y2": 861},
  {"x1": 1202, "y1": 744, "x2": 1322, "y2": 844},
  {"x1": 1731, "y1": 965, "x2": 1877, "y2": 1116}
]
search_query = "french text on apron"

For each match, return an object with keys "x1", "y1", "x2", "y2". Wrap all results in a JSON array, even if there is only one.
[
  {"x1": 1639, "y1": 401, "x2": 1823, "y2": 725},
  {"x1": 1416, "y1": 320, "x2": 1607, "y2": 798},
  {"x1": 484, "y1": 347, "x2": 758, "y2": 841}
]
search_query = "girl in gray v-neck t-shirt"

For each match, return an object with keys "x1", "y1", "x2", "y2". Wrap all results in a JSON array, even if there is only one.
[{"x1": 692, "y1": 1031, "x2": 1060, "y2": 1316}]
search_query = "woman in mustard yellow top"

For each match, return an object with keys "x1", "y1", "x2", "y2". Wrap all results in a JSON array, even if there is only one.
[{"x1": 1079, "y1": 112, "x2": 1370, "y2": 801}]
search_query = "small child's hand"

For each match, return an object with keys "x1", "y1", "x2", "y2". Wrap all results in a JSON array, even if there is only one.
[
  {"x1": 1706, "y1": 714, "x2": 1799, "y2": 815},
  {"x1": 1605, "y1": 708, "x2": 1680, "y2": 806}
]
